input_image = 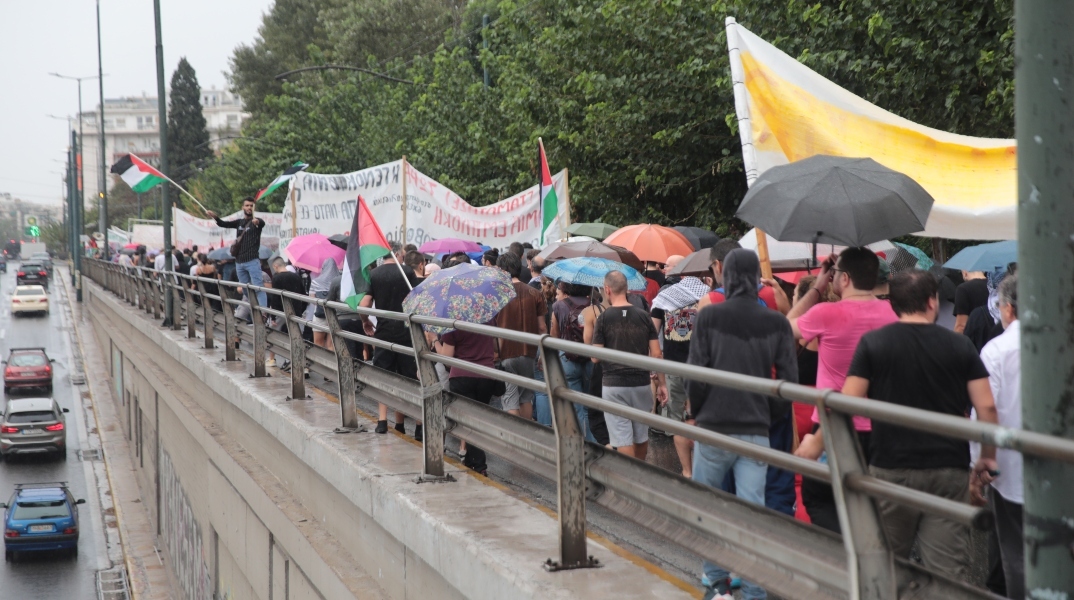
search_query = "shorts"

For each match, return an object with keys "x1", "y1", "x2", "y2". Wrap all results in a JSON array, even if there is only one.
[
  {"x1": 499, "y1": 356, "x2": 535, "y2": 411},
  {"x1": 312, "y1": 315, "x2": 327, "y2": 330},
  {"x1": 665, "y1": 373, "x2": 688, "y2": 422},
  {"x1": 372, "y1": 346, "x2": 417, "y2": 381},
  {"x1": 603, "y1": 386, "x2": 653, "y2": 447}
]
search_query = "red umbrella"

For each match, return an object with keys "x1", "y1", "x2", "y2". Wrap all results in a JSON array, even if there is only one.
[{"x1": 603, "y1": 224, "x2": 694, "y2": 264}]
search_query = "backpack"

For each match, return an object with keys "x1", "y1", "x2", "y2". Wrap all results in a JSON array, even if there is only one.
[{"x1": 560, "y1": 297, "x2": 590, "y2": 362}]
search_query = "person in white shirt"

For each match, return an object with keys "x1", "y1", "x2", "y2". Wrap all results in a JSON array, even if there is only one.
[{"x1": 975, "y1": 274, "x2": 1023, "y2": 599}]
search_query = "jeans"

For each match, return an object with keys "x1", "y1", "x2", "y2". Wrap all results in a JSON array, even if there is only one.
[
  {"x1": 560, "y1": 357, "x2": 596, "y2": 443},
  {"x1": 235, "y1": 258, "x2": 266, "y2": 308},
  {"x1": 693, "y1": 436, "x2": 769, "y2": 600},
  {"x1": 534, "y1": 363, "x2": 551, "y2": 426}
]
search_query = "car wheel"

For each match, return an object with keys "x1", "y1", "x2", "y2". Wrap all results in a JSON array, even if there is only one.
[
  {"x1": 46, "y1": 384, "x2": 53, "y2": 394},
  {"x1": 60, "y1": 449, "x2": 67, "y2": 462},
  {"x1": 4, "y1": 550, "x2": 11, "y2": 562}
]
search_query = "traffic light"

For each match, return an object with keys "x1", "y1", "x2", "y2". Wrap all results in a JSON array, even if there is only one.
[{"x1": 24, "y1": 226, "x2": 39, "y2": 237}]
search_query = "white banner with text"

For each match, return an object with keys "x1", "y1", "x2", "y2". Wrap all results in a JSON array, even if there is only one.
[
  {"x1": 173, "y1": 209, "x2": 285, "y2": 251},
  {"x1": 280, "y1": 160, "x2": 569, "y2": 250}
]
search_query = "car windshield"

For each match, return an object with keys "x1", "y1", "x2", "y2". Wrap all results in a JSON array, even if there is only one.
[
  {"x1": 14, "y1": 289, "x2": 44, "y2": 297},
  {"x1": 13, "y1": 500, "x2": 69, "y2": 520},
  {"x1": 10, "y1": 354, "x2": 47, "y2": 366},
  {"x1": 6, "y1": 411, "x2": 55, "y2": 424},
  {"x1": 21, "y1": 263, "x2": 41, "y2": 270}
]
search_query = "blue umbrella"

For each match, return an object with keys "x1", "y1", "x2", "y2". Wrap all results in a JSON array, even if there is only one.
[
  {"x1": 208, "y1": 247, "x2": 232, "y2": 261},
  {"x1": 943, "y1": 240, "x2": 1017, "y2": 272},
  {"x1": 542, "y1": 257, "x2": 648, "y2": 292},
  {"x1": 402, "y1": 263, "x2": 516, "y2": 333}
]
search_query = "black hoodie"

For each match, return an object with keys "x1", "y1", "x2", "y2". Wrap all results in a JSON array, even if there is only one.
[{"x1": 685, "y1": 249, "x2": 797, "y2": 436}]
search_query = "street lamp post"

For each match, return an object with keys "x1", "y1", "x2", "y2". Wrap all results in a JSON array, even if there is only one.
[
  {"x1": 96, "y1": 0, "x2": 108, "y2": 261},
  {"x1": 49, "y1": 72, "x2": 100, "y2": 302}
]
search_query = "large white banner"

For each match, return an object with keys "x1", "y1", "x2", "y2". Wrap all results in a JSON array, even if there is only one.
[
  {"x1": 173, "y1": 209, "x2": 285, "y2": 251},
  {"x1": 131, "y1": 224, "x2": 164, "y2": 249},
  {"x1": 280, "y1": 160, "x2": 569, "y2": 250}
]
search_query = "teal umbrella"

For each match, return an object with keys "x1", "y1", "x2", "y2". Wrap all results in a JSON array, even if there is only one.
[
  {"x1": 543, "y1": 257, "x2": 648, "y2": 291},
  {"x1": 566, "y1": 222, "x2": 619, "y2": 240},
  {"x1": 892, "y1": 242, "x2": 934, "y2": 271},
  {"x1": 943, "y1": 240, "x2": 1017, "y2": 272}
]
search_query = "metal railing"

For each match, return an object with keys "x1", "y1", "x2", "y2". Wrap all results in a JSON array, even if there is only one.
[{"x1": 82, "y1": 259, "x2": 1074, "y2": 600}]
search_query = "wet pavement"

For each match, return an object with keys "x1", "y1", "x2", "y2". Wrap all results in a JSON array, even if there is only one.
[{"x1": 0, "y1": 266, "x2": 109, "y2": 599}]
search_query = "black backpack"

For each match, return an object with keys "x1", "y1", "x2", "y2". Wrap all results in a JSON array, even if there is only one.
[{"x1": 560, "y1": 298, "x2": 591, "y2": 362}]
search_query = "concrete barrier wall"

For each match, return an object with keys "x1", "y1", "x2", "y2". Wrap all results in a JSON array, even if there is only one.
[{"x1": 82, "y1": 280, "x2": 695, "y2": 600}]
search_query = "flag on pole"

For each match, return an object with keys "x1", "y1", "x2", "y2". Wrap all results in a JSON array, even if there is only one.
[
  {"x1": 538, "y1": 139, "x2": 559, "y2": 245},
  {"x1": 111, "y1": 154, "x2": 167, "y2": 193},
  {"x1": 340, "y1": 195, "x2": 393, "y2": 309},
  {"x1": 256, "y1": 162, "x2": 308, "y2": 201}
]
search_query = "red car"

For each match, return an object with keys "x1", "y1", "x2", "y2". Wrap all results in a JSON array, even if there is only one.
[{"x1": 3, "y1": 349, "x2": 53, "y2": 395}]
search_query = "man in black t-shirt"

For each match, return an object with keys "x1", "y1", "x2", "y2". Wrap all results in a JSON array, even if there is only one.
[
  {"x1": 592, "y1": 271, "x2": 665, "y2": 459},
  {"x1": 953, "y1": 271, "x2": 988, "y2": 334},
  {"x1": 843, "y1": 269, "x2": 999, "y2": 582},
  {"x1": 359, "y1": 242, "x2": 420, "y2": 435}
]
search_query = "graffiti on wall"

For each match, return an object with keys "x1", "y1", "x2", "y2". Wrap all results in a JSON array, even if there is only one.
[{"x1": 160, "y1": 448, "x2": 212, "y2": 600}]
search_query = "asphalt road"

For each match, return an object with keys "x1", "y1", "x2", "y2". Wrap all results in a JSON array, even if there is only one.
[{"x1": 0, "y1": 265, "x2": 109, "y2": 599}]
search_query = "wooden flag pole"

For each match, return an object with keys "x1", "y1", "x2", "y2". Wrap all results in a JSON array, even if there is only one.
[
  {"x1": 755, "y1": 228, "x2": 774, "y2": 279},
  {"x1": 561, "y1": 167, "x2": 572, "y2": 241},
  {"x1": 401, "y1": 156, "x2": 409, "y2": 246},
  {"x1": 289, "y1": 186, "x2": 298, "y2": 240}
]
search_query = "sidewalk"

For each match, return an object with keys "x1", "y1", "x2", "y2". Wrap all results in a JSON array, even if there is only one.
[{"x1": 62, "y1": 270, "x2": 176, "y2": 600}]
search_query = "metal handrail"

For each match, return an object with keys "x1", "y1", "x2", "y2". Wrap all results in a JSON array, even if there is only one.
[{"x1": 84, "y1": 258, "x2": 1071, "y2": 599}]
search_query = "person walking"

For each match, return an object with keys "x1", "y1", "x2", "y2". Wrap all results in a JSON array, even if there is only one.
[
  {"x1": 788, "y1": 247, "x2": 897, "y2": 530},
  {"x1": 549, "y1": 282, "x2": 596, "y2": 440},
  {"x1": 842, "y1": 269, "x2": 999, "y2": 582},
  {"x1": 267, "y1": 258, "x2": 308, "y2": 369},
  {"x1": 207, "y1": 197, "x2": 266, "y2": 308},
  {"x1": 432, "y1": 324, "x2": 497, "y2": 475},
  {"x1": 976, "y1": 275, "x2": 1024, "y2": 598},
  {"x1": 359, "y1": 242, "x2": 421, "y2": 437},
  {"x1": 494, "y1": 252, "x2": 547, "y2": 420},
  {"x1": 686, "y1": 249, "x2": 798, "y2": 600},
  {"x1": 591, "y1": 271, "x2": 666, "y2": 459}
]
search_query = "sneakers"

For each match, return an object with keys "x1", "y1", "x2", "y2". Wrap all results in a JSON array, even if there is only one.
[
  {"x1": 413, "y1": 425, "x2": 423, "y2": 442},
  {"x1": 702, "y1": 578, "x2": 733, "y2": 600},
  {"x1": 374, "y1": 420, "x2": 388, "y2": 434},
  {"x1": 264, "y1": 358, "x2": 277, "y2": 368},
  {"x1": 394, "y1": 422, "x2": 406, "y2": 435}
]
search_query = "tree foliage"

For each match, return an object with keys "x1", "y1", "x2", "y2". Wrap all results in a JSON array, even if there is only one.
[
  {"x1": 167, "y1": 58, "x2": 213, "y2": 187},
  {"x1": 197, "y1": 0, "x2": 1014, "y2": 235}
]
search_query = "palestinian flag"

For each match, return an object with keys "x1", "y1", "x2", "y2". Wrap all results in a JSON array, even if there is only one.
[
  {"x1": 538, "y1": 138, "x2": 559, "y2": 244},
  {"x1": 340, "y1": 195, "x2": 393, "y2": 309},
  {"x1": 256, "y1": 162, "x2": 308, "y2": 200},
  {"x1": 111, "y1": 154, "x2": 167, "y2": 193}
]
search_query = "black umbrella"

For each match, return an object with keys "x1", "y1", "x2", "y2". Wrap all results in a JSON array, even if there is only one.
[
  {"x1": 328, "y1": 234, "x2": 348, "y2": 250},
  {"x1": 673, "y1": 226, "x2": 719, "y2": 251},
  {"x1": 735, "y1": 156, "x2": 934, "y2": 247}
]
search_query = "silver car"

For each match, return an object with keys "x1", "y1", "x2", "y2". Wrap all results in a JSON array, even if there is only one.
[{"x1": 0, "y1": 398, "x2": 69, "y2": 461}]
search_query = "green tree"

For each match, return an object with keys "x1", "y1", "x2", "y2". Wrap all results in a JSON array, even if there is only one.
[{"x1": 167, "y1": 58, "x2": 213, "y2": 187}]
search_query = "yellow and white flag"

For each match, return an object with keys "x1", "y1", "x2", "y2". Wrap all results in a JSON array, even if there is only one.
[{"x1": 725, "y1": 18, "x2": 1016, "y2": 240}]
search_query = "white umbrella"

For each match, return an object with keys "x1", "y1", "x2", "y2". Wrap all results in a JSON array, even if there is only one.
[{"x1": 739, "y1": 228, "x2": 896, "y2": 272}]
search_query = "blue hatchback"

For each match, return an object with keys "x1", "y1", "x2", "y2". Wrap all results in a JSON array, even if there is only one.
[{"x1": 2, "y1": 482, "x2": 85, "y2": 560}]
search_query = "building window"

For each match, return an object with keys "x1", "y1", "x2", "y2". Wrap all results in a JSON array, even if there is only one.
[
  {"x1": 227, "y1": 114, "x2": 239, "y2": 127},
  {"x1": 115, "y1": 118, "x2": 126, "y2": 128}
]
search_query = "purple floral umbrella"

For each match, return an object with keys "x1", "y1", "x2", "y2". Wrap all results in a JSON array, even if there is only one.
[{"x1": 402, "y1": 263, "x2": 516, "y2": 333}]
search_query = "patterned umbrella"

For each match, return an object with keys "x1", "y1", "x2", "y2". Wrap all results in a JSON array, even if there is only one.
[
  {"x1": 542, "y1": 257, "x2": 648, "y2": 292},
  {"x1": 891, "y1": 242, "x2": 934, "y2": 272},
  {"x1": 403, "y1": 263, "x2": 516, "y2": 333}
]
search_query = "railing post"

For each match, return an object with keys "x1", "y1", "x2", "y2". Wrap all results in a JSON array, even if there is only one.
[
  {"x1": 538, "y1": 341, "x2": 594, "y2": 571},
  {"x1": 219, "y1": 284, "x2": 238, "y2": 362},
  {"x1": 815, "y1": 395, "x2": 897, "y2": 599},
  {"x1": 151, "y1": 272, "x2": 162, "y2": 319},
  {"x1": 247, "y1": 286, "x2": 267, "y2": 377},
  {"x1": 134, "y1": 269, "x2": 145, "y2": 310},
  {"x1": 196, "y1": 279, "x2": 214, "y2": 349},
  {"x1": 170, "y1": 280, "x2": 182, "y2": 331},
  {"x1": 324, "y1": 303, "x2": 359, "y2": 429},
  {"x1": 122, "y1": 269, "x2": 134, "y2": 304},
  {"x1": 183, "y1": 277, "x2": 197, "y2": 339},
  {"x1": 280, "y1": 294, "x2": 306, "y2": 399},
  {"x1": 139, "y1": 270, "x2": 151, "y2": 313},
  {"x1": 408, "y1": 319, "x2": 448, "y2": 480}
]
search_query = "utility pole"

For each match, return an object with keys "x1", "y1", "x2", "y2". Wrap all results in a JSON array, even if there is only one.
[
  {"x1": 69, "y1": 132, "x2": 76, "y2": 264},
  {"x1": 1016, "y1": 0, "x2": 1074, "y2": 596},
  {"x1": 96, "y1": 0, "x2": 109, "y2": 260},
  {"x1": 154, "y1": 0, "x2": 175, "y2": 327}
]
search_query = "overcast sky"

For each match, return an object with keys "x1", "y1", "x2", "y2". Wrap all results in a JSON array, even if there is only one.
[{"x1": 0, "y1": 0, "x2": 273, "y2": 206}]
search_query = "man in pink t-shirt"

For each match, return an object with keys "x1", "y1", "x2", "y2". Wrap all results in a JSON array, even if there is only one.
[{"x1": 786, "y1": 247, "x2": 897, "y2": 459}]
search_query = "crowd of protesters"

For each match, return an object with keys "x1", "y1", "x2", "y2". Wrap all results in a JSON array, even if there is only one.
[{"x1": 105, "y1": 207, "x2": 1025, "y2": 599}]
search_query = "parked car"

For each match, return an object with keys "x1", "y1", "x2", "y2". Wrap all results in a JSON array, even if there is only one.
[
  {"x1": 2, "y1": 482, "x2": 85, "y2": 560},
  {"x1": 16, "y1": 262, "x2": 48, "y2": 290},
  {"x1": 30, "y1": 252, "x2": 52, "y2": 277},
  {"x1": 3, "y1": 348, "x2": 54, "y2": 393},
  {"x1": 0, "y1": 397, "x2": 68, "y2": 460},
  {"x1": 11, "y1": 285, "x2": 48, "y2": 317}
]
